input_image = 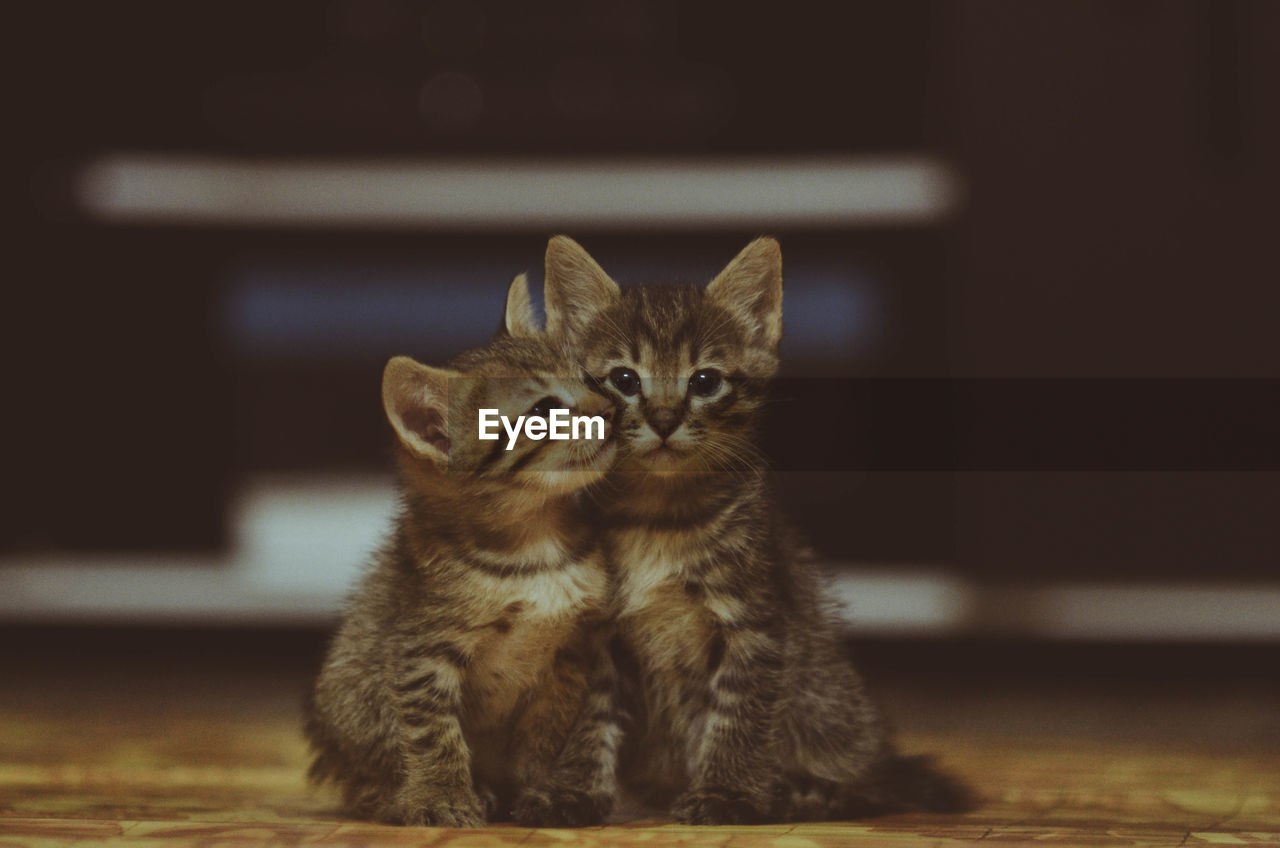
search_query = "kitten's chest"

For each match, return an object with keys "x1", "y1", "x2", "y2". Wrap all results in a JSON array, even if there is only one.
[
  {"x1": 612, "y1": 530, "x2": 719, "y2": 676},
  {"x1": 461, "y1": 560, "x2": 608, "y2": 717}
]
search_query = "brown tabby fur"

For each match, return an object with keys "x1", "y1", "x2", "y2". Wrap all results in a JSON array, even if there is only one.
[
  {"x1": 541, "y1": 236, "x2": 972, "y2": 824},
  {"x1": 305, "y1": 276, "x2": 623, "y2": 827}
]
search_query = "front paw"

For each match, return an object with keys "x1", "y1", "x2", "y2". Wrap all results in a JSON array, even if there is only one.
[
  {"x1": 671, "y1": 787, "x2": 768, "y2": 825},
  {"x1": 399, "y1": 786, "x2": 486, "y2": 827},
  {"x1": 515, "y1": 784, "x2": 612, "y2": 827},
  {"x1": 474, "y1": 781, "x2": 502, "y2": 820}
]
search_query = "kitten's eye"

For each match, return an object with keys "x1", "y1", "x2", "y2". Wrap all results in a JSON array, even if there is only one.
[
  {"x1": 609, "y1": 367, "x2": 641, "y2": 397},
  {"x1": 528, "y1": 396, "x2": 562, "y2": 418},
  {"x1": 688, "y1": 369, "x2": 723, "y2": 397}
]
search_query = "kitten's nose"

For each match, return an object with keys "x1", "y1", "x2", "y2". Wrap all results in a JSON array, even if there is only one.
[
  {"x1": 645, "y1": 406, "x2": 681, "y2": 440},
  {"x1": 575, "y1": 395, "x2": 614, "y2": 436}
]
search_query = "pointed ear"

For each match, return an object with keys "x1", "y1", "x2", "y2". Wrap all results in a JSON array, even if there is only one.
[
  {"x1": 382, "y1": 356, "x2": 458, "y2": 464},
  {"x1": 706, "y1": 237, "x2": 783, "y2": 350},
  {"x1": 544, "y1": 235, "x2": 620, "y2": 339},
  {"x1": 502, "y1": 273, "x2": 540, "y2": 338}
]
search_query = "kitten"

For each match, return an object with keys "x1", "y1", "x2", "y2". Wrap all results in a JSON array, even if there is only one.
[
  {"x1": 541, "y1": 236, "x2": 972, "y2": 824},
  {"x1": 305, "y1": 275, "x2": 623, "y2": 827}
]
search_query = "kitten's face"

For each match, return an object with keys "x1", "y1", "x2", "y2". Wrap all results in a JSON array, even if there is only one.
[
  {"x1": 576, "y1": 287, "x2": 770, "y2": 474},
  {"x1": 542, "y1": 237, "x2": 783, "y2": 476},
  {"x1": 450, "y1": 337, "x2": 618, "y2": 494},
  {"x1": 383, "y1": 335, "x2": 617, "y2": 496}
]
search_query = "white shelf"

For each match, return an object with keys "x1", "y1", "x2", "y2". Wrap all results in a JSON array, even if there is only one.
[{"x1": 75, "y1": 154, "x2": 959, "y2": 230}]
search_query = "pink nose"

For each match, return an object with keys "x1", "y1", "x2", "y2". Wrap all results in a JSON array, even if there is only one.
[{"x1": 573, "y1": 399, "x2": 614, "y2": 436}]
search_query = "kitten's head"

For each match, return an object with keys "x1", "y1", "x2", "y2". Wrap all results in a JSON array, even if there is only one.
[
  {"x1": 382, "y1": 274, "x2": 616, "y2": 496},
  {"x1": 542, "y1": 236, "x2": 782, "y2": 475}
]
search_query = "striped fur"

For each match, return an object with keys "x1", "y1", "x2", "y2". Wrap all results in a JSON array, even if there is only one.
[
  {"x1": 305, "y1": 281, "x2": 623, "y2": 826},
  {"x1": 543, "y1": 237, "x2": 972, "y2": 824}
]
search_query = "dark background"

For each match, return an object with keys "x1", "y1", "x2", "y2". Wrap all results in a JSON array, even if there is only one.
[{"x1": 5, "y1": 2, "x2": 1278, "y2": 610}]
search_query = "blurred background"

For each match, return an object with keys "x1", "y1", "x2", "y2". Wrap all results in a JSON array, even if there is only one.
[{"x1": 4, "y1": 1, "x2": 1279, "y2": 649}]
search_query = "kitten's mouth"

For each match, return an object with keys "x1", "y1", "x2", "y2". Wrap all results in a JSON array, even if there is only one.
[{"x1": 640, "y1": 443, "x2": 688, "y2": 468}]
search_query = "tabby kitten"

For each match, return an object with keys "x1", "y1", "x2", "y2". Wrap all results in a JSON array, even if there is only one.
[
  {"x1": 541, "y1": 236, "x2": 971, "y2": 824},
  {"x1": 305, "y1": 276, "x2": 622, "y2": 827}
]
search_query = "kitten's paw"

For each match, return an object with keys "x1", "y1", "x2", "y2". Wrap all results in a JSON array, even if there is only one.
[
  {"x1": 514, "y1": 783, "x2": 612, "y2": 827},
  {"x1": 399, "y1": 787, "x2": 487, "y2": 827},
  {"x1": 474, "y1": 782, "x2": 502, "y2": 820},
  {"x1": 671, "y1": 787, "x2": 769, "y2": 825}
]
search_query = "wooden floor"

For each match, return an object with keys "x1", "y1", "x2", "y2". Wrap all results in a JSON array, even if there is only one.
[{"x1": 1, "y1": 631, "x2": 1278, "y2": 847}]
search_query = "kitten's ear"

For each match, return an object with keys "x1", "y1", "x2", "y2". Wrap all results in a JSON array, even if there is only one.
[
  {"x1": 706, "y1": 237, "x2": 783, "y2": 350},
  {"x1": 544, "y1": 235, "x2": 620, "y2": 339},
  {"x1": 382, "y1": 356, "x2": 458, "y2": 464},
  {"x1": 503, "y1": 273, "x2": 540, "y2": 338}
]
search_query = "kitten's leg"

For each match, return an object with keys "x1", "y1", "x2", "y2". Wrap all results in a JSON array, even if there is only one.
[
  {"x1": 507, "y1": 643, "x2": 589, "y2": 785},
  {"x1": 774, "y1": 774, "x2": 848, "y2": 822},
  {"x1": 671, "y1": 599, "x2": 785, "y2": 825},
  {"x1": 514, "y1": 639, "x2": 623, "y2": 826},
  {"x1": 388, "y1": 639, "x2": 485, "y2": 827},
  {"x1": 772, "y1": 641, "x2": 974, "y2": 820},
  {"x1": 472, "y1": 780, "x2": 502, "y2": 821}
]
